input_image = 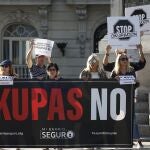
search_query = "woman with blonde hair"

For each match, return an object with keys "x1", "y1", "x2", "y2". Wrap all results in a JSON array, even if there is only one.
[
  {"x1": 0, "y1": 59, "x2": 18, "y2": 78},
  {"x1": 80, "y1": 53, "x2": 107, "y2": 80},
  {"x1": 103, "y1": 44, "x2": 146, "y2": 72},
  {"x1": 110, "y1": 53, "x2": 143, "y2": 148},
  {"x1": 110, "y1": 53, "x2": 135, "y2": 78}
]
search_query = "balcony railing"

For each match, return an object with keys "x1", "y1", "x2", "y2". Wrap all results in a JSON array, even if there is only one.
[
  {"x1": 66, "y1": 0, "x2": 110, "y2": 4},
  {"x1": 13, "y1": 65, "x2": 30, "y2": 79},
  {"x1": 0, "y1": 0, "x2": 51, "y2": 5}
]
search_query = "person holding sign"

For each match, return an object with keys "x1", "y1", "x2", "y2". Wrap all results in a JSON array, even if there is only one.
[
  {"x1": 110, "y1": 53, "x2": 143, "y2": 148},
  {"x1": 26, "y1": 40, "x2": 52, "y2": 79},
  {"x1": 0, "y1": 59, "x2": 18, "y2": 78},
  {"x1": 107, "y1": 16, "x2": 141, "y2": 50},
  {"x1": 79, "y1": 53, "x2": 107, "y2": 80},
  {"x1": 110, "y1": 53, "x2": 136, "y2": 78},
  {"x1": 103, "y1": 44, "x2": 146, "y2": 72}
]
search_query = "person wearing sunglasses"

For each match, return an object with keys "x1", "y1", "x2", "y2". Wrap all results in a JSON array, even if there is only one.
[
  {"x1": 0, "y1": 59, "x2": 18, "y2": 78},
  {"x1": 103, "y1": 44, "x2": 146, "y2": 73},
  {"x1": 110, "y1": 53, "x2": 143, "y2": 148},
  {"x1": 110, "y1": 53, "x2": 135, "y2": 78},
  {"x1": 79, "y1": 53, "x2": 107, "y2": 80},
  {"x1": 46, "y1": 63, "x2": 62, "y2": 80}
]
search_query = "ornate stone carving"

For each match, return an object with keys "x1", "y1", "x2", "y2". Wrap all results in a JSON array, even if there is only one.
[
  {"x1": 76, "y1": 5, "x2": 87, "y2": 57},
  {"x1": 8, "y1": 9, "x2": 29, "y2": 22},
  {"x1": 38, "y1": 6, "x2": 48, "y2": 38},
  {"x1": 76, "y1": 5, "x2": 87, "y2": 20}
]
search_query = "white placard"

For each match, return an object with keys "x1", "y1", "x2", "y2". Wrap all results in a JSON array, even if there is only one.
[
  {"x1": 32, "y1": 38, "x2": 54, "y2": 57},
  {"x1": 127, "y1": 49, "x2": 140, "y2": 62},
  {"x1": 125, "y1": 5, "x2": 150, "y2": 34},
  {"x1": 107, "y1": 16, "x2": 140, "y2": 49},
  {"x1": 119, "y1": 75, "x2": 136, "y2": 85},
  {"x1": 0, "y1": 76, "x2": 13, "y2": 85}
]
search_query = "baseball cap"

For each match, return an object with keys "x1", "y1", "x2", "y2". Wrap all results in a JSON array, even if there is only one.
[{"x1": 0, "y1": 59, "x2": 12, "y2": 66}]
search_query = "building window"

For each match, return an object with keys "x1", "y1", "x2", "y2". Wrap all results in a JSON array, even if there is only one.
[
  {"x1": 3, "y1": 23, "x2": 38, "y2": 65},
  {"x1": 94, "y1": 23, "x2": 107, "y2": 53}
]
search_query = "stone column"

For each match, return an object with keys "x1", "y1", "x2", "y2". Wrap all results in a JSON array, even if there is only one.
[
  {"x1": 111, "y1": 0, "x2": 123, "y2": 16},
  {"x1": 76, "y1": 5, "x2": 87, "y2": 57},
  {"x1": 38, "y1": 6, "x2": 48, "y2": 39}
]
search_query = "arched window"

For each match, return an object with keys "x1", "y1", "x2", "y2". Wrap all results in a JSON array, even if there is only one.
[
  {"x1": 3, "y1": 23, "x2": 38, "y2": 65},
  {"x1": 93, "y1": 23, "x2": 107, "y2": 53}
]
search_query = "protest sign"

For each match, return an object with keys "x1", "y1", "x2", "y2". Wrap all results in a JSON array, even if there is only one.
[
  {"x1": 0, "y1": 80, "x2": 133, "y2": 148},
  {"x1": 0, "y1": 76, "x2": 13, "y2": 85},
  {"x1": 119, "y1": 76, "x2": 136, "y2": 85},
  {"x1": 31, "y1": 38, "x2": 54, "y2": 57},
  {"x1": 33, "y1": 38, "x2": 54, "y2": 57},
  {"x1": 125, "y1": 5, "x2": 150, "y2": 34},
  {"x1": 127, "y1": 49, "x2": 140, "y2": 62},
  {"x1": 107, "y1": 16, "x2": 140, "y2": 49}
]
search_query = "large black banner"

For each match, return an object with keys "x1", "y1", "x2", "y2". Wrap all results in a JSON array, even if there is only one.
[{"x1": 0, "y1": 80, "x2": 134, "y2": 148}]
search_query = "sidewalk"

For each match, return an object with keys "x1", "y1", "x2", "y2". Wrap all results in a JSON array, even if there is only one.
[{"x1": 1, "y1": 143, "x2": 150, "y2": 150}]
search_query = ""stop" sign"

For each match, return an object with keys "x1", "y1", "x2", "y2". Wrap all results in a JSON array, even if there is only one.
[
  {"x1": 131, "y1": 9, "x2": 147, "y2": 27},
  {"x1": 113, "y1": 19, "x2": 134, "y2": 40}
]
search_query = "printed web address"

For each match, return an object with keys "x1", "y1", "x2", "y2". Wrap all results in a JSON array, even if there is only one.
[
  {"x1": 92, "y1": 132, "x2": 117, "y2": 135},
  {"x1": 0, "y1": 132, "x2": 23, "y2": 136}
]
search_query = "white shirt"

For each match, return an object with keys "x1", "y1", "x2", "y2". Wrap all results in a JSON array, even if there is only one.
[{"x1": 91, "y1": 72, "x2": 99, "y2": 79}]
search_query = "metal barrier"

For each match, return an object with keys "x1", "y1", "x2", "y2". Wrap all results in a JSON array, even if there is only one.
[{"x1": 13, "y1": 65, "x2": 30, "y2": 79}]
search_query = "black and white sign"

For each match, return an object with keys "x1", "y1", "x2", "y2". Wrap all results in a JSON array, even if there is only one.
[
  {"x1": 107, "y1": 16, "x2": 140, "y2": 49},
  {"x1": 119, "y1": 76, "x2": 136, "y2": 85},
  {"x1": 125, "y1": 5, "x2": 150, "y2": 34},
  {"x1": 0, "y1": 76, "x2": 13, "y2": 85},
  {"x1": 33, "y1": 38, "x2": 54, "y2": 57},
  {"x1": 0, "y1": 80, "x2": 134, "y2": 148}
]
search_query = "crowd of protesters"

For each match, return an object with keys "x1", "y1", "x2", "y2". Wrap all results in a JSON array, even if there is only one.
[
  {"x1": 0, "y1": 39, "x2": 146, "y2": 148},
  {"x1": 0, "y1": 40, "x2": 145, "y2": 82}
]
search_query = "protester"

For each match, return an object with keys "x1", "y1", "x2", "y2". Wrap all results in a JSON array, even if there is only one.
[
  {"x1": 110, "y1": 53, "x2": 143, "y2": 148},
  {"x1": 110, "y1": 53, "x2": 135, "y2": 78},
  {"x1": 103, "y1": 44, "x2": 146, "y2": 72},
  {"x1": 26, "y1": 40, "x2": 51, "y2": 79},
  {"x1": 79, "y1": 53, "x2": 107, "y2": 80},
  {"x1": 0, "y1": 59, "x2": 18, "y2": 78},
  {"x1": 46, "y1": 63, "x2": 62, "y2": 80}
]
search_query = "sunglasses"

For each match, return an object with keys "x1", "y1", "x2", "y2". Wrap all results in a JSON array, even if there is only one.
[
  {"x1": 119, "y1": 57, "x2": 128, "y2": 61},
  {"x1": 1, "y1": 65, "x2": 9, "y2": 68}
]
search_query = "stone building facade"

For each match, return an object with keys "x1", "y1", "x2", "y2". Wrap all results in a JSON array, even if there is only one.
[{"x1": 0, "y1": 0, "x2": 110, "y2": 79}]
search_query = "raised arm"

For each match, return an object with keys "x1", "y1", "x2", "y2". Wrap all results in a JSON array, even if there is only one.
[
  {"x1": 137, "y1": 44, "x2": 145, "y2": 62},
  {"x1": 103, "y1": 45, "x2": 111, "y2": 65},
  {"x1": 47, "y1": 57, "x2": 52, "y2": 64},
  {"x1": 26, "y1": 41, "x2": 34, "y2": 68},
  {"x1": 130, "y1": 44, "x2": 146, "y2": 71}
]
